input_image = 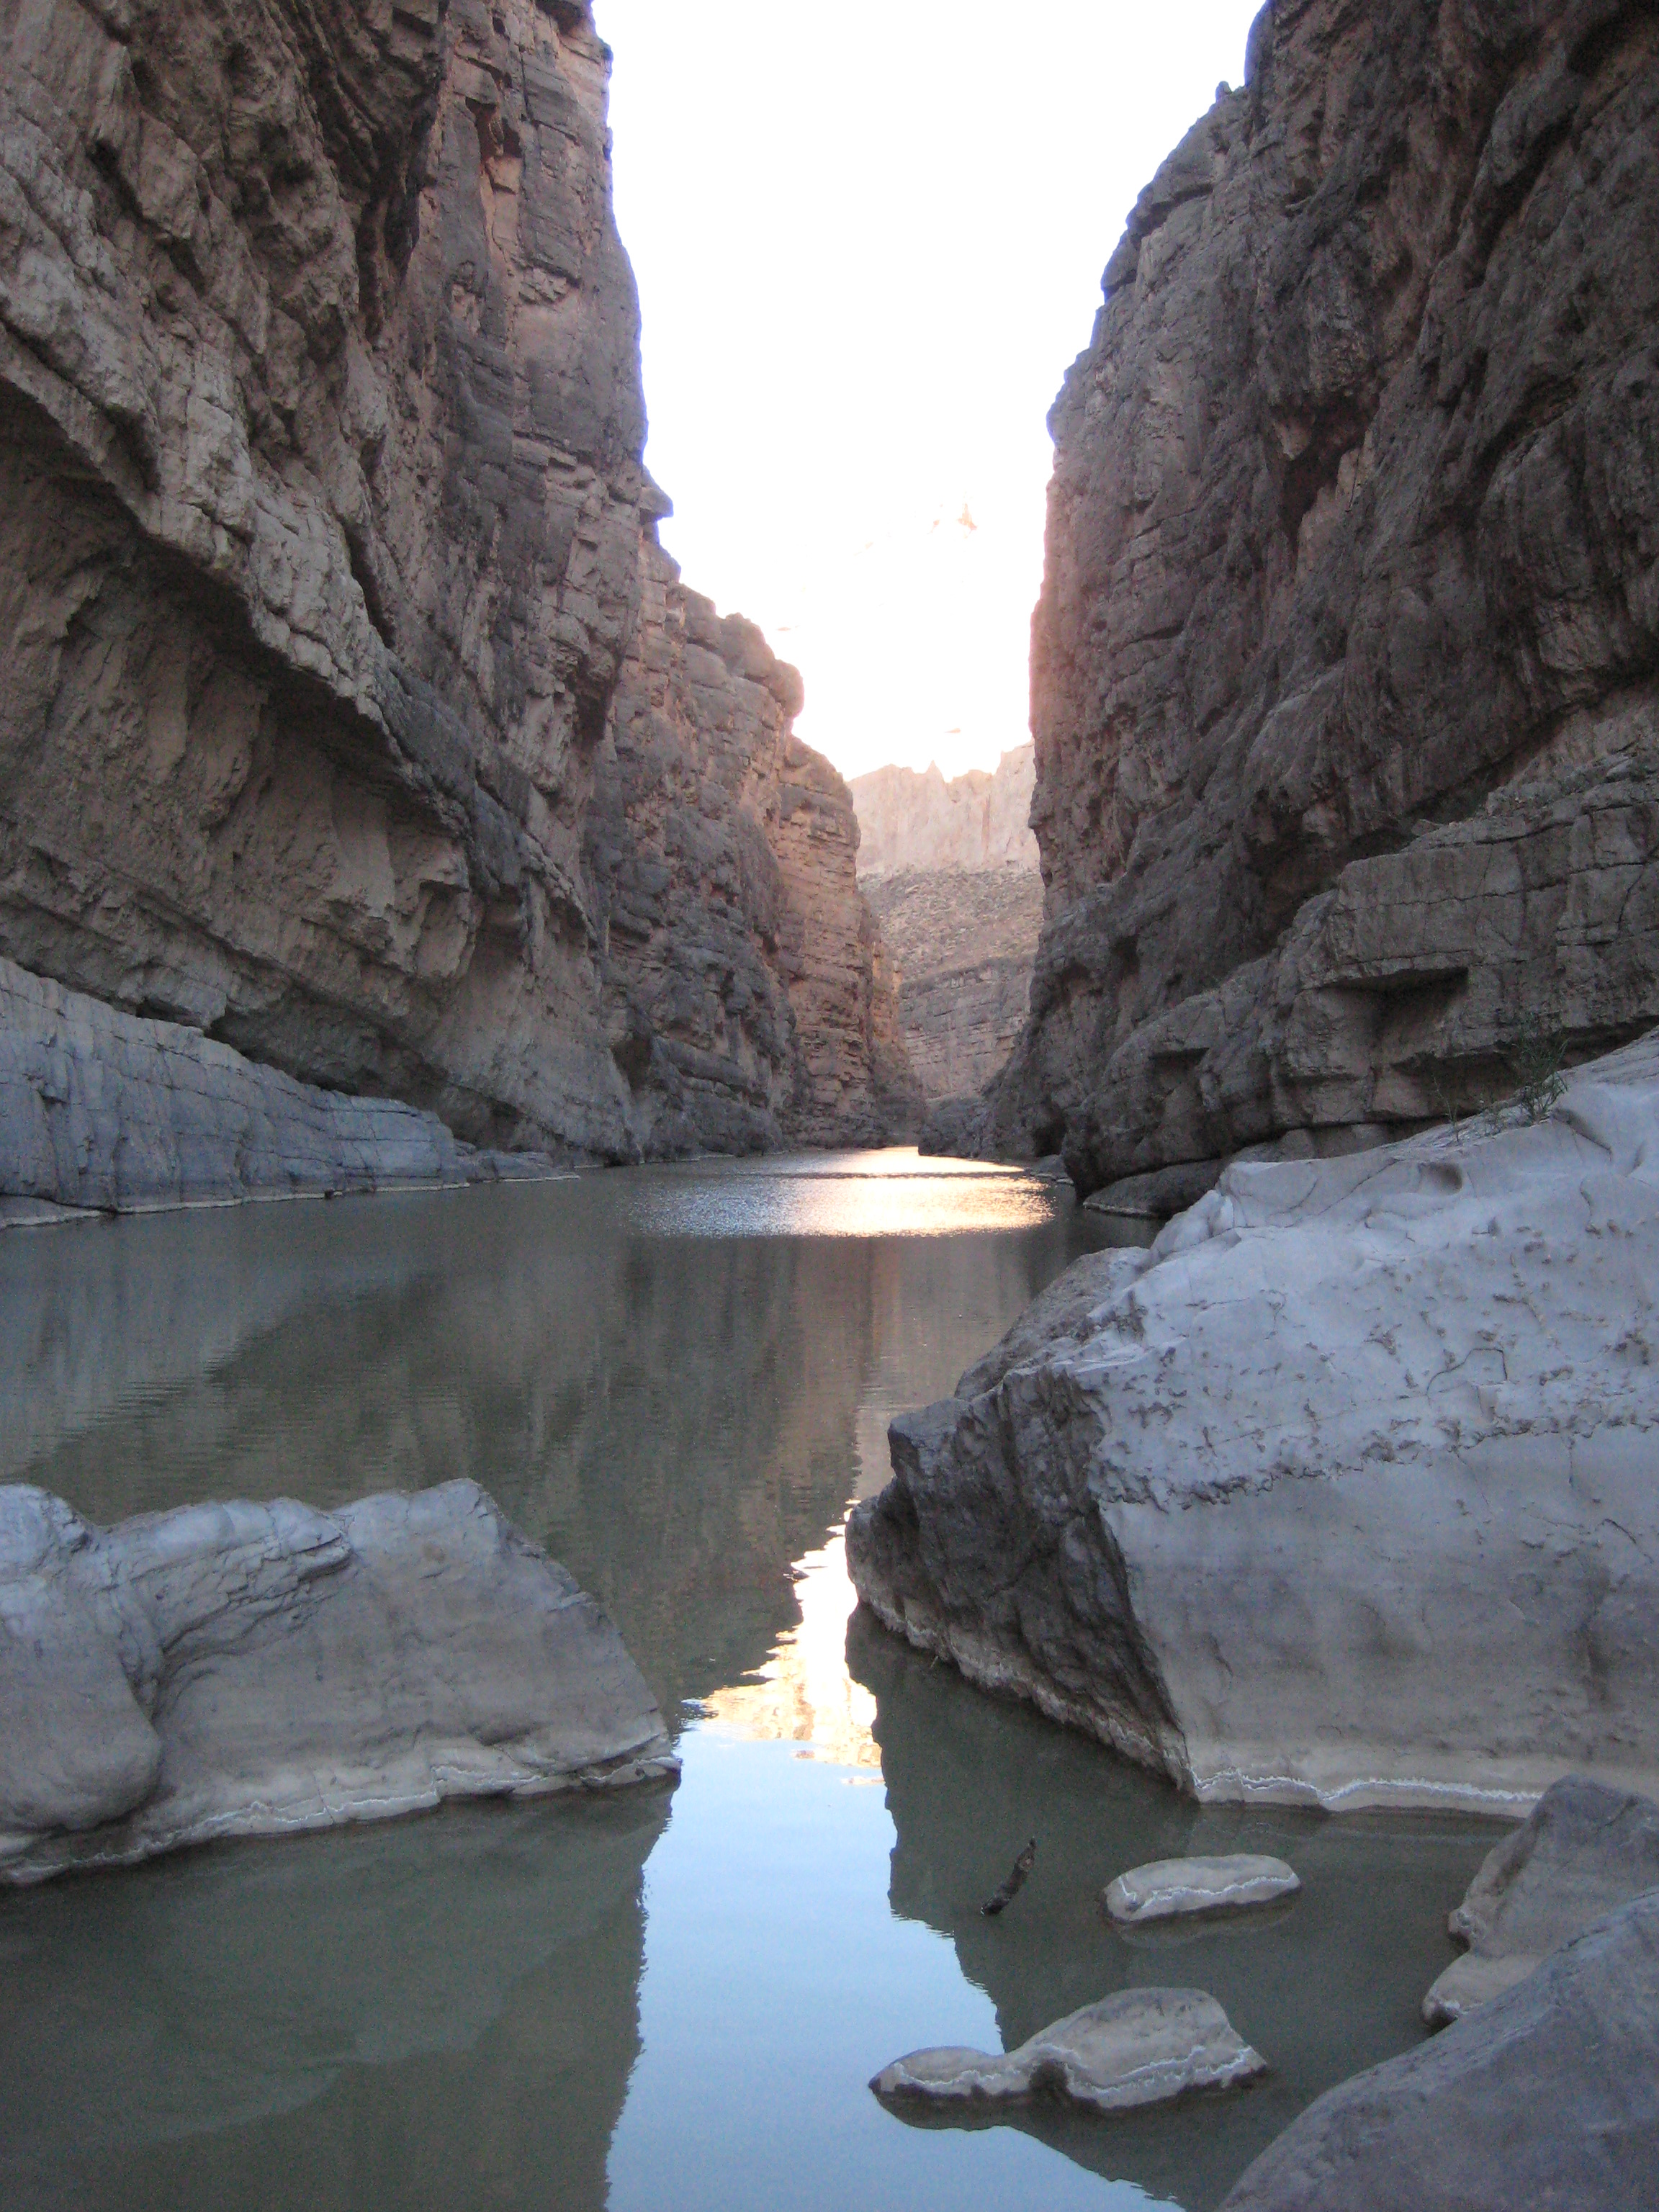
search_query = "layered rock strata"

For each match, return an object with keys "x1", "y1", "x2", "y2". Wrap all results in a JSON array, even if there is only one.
[
  {"x1": 853, "y1": 747, "x2": 1042, "y2": 1104},
  {"x1": 986, "y1": 0, "x2": 1659, "y2": 1195},
  {"x1": 849, "y1": 1032, "x2": 1659, "y2": 1814},
  {"x1": 590, "y1": 544, "x2": 918, "y2": 1155},
  {"x1": 0, "y1": 952, "x2": 559, "y2": 1221},
  {"x1": 0, "y1": 1476, "x2": 675, "y2": 1883},
  {"x1": 1220, "y1": 1891, "x2": 1659, "y2": 2211},
  {"x1": 0, "y1": 0, "x2": 905, "y2": 1177}
]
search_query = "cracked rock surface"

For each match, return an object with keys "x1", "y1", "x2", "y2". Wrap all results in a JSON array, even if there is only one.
[
  {"x1": 871, "y1": 1986, "x2": 1267, "y2": 2116},
  {"x1": 849, "y1": 1030, "x2": 1659, "y2": 1814},
  {"x1": 0, "y1": 1476, "x2": 675, "y2": 1884},
  {"x1": 985, "y1": 0, "x2": 1659, "y2": 1194}
]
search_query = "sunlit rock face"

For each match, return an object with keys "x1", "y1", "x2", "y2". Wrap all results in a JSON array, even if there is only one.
[
  {"x1": 989, "y1": 0, "x2": 1659, "y2": 1192},
  {"x1": 853, "y1": 748, "x2": 1043, "y2": 1102},
  {"x1": 0, "y1": 0, "x2": 907, "y2": 1167},
  {"x1": 850, "y1": 1032, "x2": 1659, "y2": 1816}
]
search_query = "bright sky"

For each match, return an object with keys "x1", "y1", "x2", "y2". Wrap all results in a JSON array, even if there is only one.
[{"x1": 596, "y1": 2, "x2": 1262, "y2": 782}]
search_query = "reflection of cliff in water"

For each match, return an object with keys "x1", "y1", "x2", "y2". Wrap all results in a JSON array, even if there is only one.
[
  {"x1": 4, "y1": 1169, "x2": 1092, "y2": 1722},
  {"x1": 0, "y1": 1789, "x2": 670, "y2": 2212},
  {"x1": 848, "y1": 1617, "x2": 1504, "y2": 2212}
]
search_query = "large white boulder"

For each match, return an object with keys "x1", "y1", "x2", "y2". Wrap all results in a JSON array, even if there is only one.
[
  {"x1": 0, "y1": 1479, "x2": 675, "y2": 1882},
  {"x1": 849, "y1": 1033, "x2": 1659, "y2": 1813}
]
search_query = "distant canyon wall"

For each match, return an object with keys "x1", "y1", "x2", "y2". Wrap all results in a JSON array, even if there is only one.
[
  {"x1": 852, "y1": 745, "x2": 1042, "y2": 1102},
  {"x1": 0, "y1": 0, "x2": 907, "y2": 1182},
  {"x1": 989, "y1": 0, "x2": 1659, "y2": 1195}
]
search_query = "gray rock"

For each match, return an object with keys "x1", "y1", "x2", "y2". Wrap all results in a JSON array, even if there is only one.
[
  {"x1": 0, "y1": 955, "x2": 567, "y2": 1216},
  {"x1": 0, "y1": 1478, "x2": 675, "y2": 1884},
  {"x1": 1105, "y1": 1855, "x2": 1299, "y2": 1927},
  {"x1": 1220, "y1": 1892, "x2": 1659, "y2": 2212},
  {"x1": 860, "y1": 866, "x2": 1043, "y2": 1105},
  {"x1": 849, "y1": 1033, "x2": 1659, "y2": 1813},
  {"x1": 1424, "y1": 1773, "x2": 1659, "y2": 2026},
  {"x1": 871, "y1": 1986, "x2": 1266, "y2": 2114},
  {"x1": 984, "y1": 0, "x2": 1659, "y2": 1196}
]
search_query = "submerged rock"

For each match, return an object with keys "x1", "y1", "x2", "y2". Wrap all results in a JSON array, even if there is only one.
[
  {"x1": 849, "y1": 1033, "x2": 1659, "y2": 1813},
  {"x1": 1105, "y1": 1856, "x2": 1299, "y2": 1927},
  {"x1": 871, "y1": 1987, "x2": 1265, "y2": 2115},
  {"x1": 0, "y1": 1479, "x2": 675, "y2": 1884},
  {"x1": 1220, "y1": 1893, "x2": 1659, "y2": 2211},
  {"x1": 1423, "y1": 1774, "x2": 1659, "y2": 2027}
]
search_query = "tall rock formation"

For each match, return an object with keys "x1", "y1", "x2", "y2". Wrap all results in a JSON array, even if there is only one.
[
  {"x1": 853, "y1": 746, "x2": 1043, "y2": 1101},
  {"x1": 989, "y1": 0, "x2": 1659, "y2": 1198},
  {"x1": 0, "y1": 0, "x2": 907, "y2": 1187}
]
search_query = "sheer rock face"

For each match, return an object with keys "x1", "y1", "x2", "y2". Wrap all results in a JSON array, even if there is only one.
[
  {"x1": 850, "y1": 1031, "x2": 1659, "y2": 1816},
  {"x1": 588, "y1": 546, "x2": 919, "y2": 1154},
  {"x1": 851, "y1": 747, "x2": 1039, "y2": 878},
  {"x1": 0, "y1": 0, "x2": 905, "y2": 1166},
  {"x1": 991, "y1": 0, "x2": 1659, "y2": 1193},
  {"x1": 852, "y1": 749, "x2": 1043, "y2": 1104}
]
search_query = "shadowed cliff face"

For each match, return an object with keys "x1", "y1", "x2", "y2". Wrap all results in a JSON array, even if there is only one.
[
  {"x1": 992, "y1": 0, "x2": 1659, "y2": 1195},
  {"x1": 0, "y1": 0, "x2": 909, "y2": 1163}
]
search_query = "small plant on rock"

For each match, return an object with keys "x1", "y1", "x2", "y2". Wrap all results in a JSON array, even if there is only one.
[{"x1": 1494, "y1": 1018, "x2": 1570, "y2": 1127}]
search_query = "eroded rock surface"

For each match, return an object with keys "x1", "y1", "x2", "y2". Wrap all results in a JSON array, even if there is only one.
[
  {"x1": 1220, "y1": 1892, "x2": 1659, "y2": 2212},
  {"x1": 1424, "y1": 1773, "x2": 1659, "y2": 2025},
  {"x1": 0, "y1": 0, "x2": 906, "y2": 1173},
  {"x1": 849, "y1": 1033, "x2": 1659, "y2": 1814},
  {"x1": 986, "y1": 0, "x2": 1659, "y2": 1193},
  {"x1": 871, "y1": 1987, "x2": 1266, "y2": 2115},
  {"x1": 0, "y1": 953, "x2": 562, "y2": 1216},
  {"x1": 0, "y1": 1477, "x2": 675, "y2": 1882},
  {"x1": 1105, "y1": 1855, "x2": 1299, "y2": 1927}
]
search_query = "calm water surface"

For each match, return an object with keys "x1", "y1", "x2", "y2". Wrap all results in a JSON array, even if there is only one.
[{"x1": 0, "y1": 1153, "x2": 1502, "y2": 2210}]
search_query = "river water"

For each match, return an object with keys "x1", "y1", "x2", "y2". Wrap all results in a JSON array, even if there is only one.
[{"x1": 0, "y1": 1153, "x2": 1501, "y2": 2211}]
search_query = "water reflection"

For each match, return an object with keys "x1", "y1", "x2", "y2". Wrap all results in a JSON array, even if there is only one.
[
  {"x1": 703, "y1": 1527, "x2": 880, "y2": 1769},
  {"x1": 848, "y1": 1617, "x2": 1503, "y2": 2212},
  {"x1": 1, "y1": 1154, "x2": 1117, "y2": 2212}
]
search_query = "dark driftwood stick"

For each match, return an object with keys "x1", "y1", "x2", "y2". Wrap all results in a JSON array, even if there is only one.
[{"x1": 981, "y1": 1838, "x2": 1037, "y2": 1916}]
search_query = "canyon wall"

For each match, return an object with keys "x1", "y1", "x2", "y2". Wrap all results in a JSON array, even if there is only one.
[
  {"x1": 0, "y1": 0, "x2": 907, "y2": 1184},
  {"x1": 853, "y1": 746, "x2": 1042, "y2": 1101},
  {"x1": 989, "y1": 0, "x2": 1659, "y2": 1197}
]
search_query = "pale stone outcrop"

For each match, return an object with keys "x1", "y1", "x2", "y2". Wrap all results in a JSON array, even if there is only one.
[
  {"x1": 851, "y1": 747, "x2": 1038, "y2": 878},
  {"x1": 871, "y1": 1987, "x2": 1266, "y2": 2115},
  {"x1": 0, "y1": 0, "x2": 908, "y2": 1174},
  {"x1": 0, "y1": 953, "x2": 562, "y2": 1216},
  {"x1": 1104, "y1": 1854, "x2": 1299, "y2": 1927},
  {"x1": 982, "y1": 0, "x2": 1659, "y2": 1195},
  {"x1": 1220, "y1": 1891, "x2": 1659, "y2": 2211},
  {"x1": 1423, "y1": 1773, "x2": 1659, "y2": 2026},
  {"x1": 852, "y1": 748, "x2": 1042, "y2": 1105},
  {"x1": 850, "y1": 1031, "x2": 1659, "y2": 1815},
  {"x1": 0, "y1": 1477, "x2": 675, "y2": 1883}
]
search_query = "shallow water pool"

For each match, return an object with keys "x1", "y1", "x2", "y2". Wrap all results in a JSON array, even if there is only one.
[{"x1": 0, "y1": 1153, "x2": 1502, "y2": 2209}]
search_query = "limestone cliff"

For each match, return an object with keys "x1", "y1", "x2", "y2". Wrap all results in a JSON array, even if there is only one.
[
  {"x1": 852, "y1": 746, "x2": 1042, "y2": 1102},
  {"x1": 989, "y1": 0, "x2": 1659, "y2": 1198},
  {"x1": 0, "y1": 0, "x2": 907, "y2": 1187}
]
